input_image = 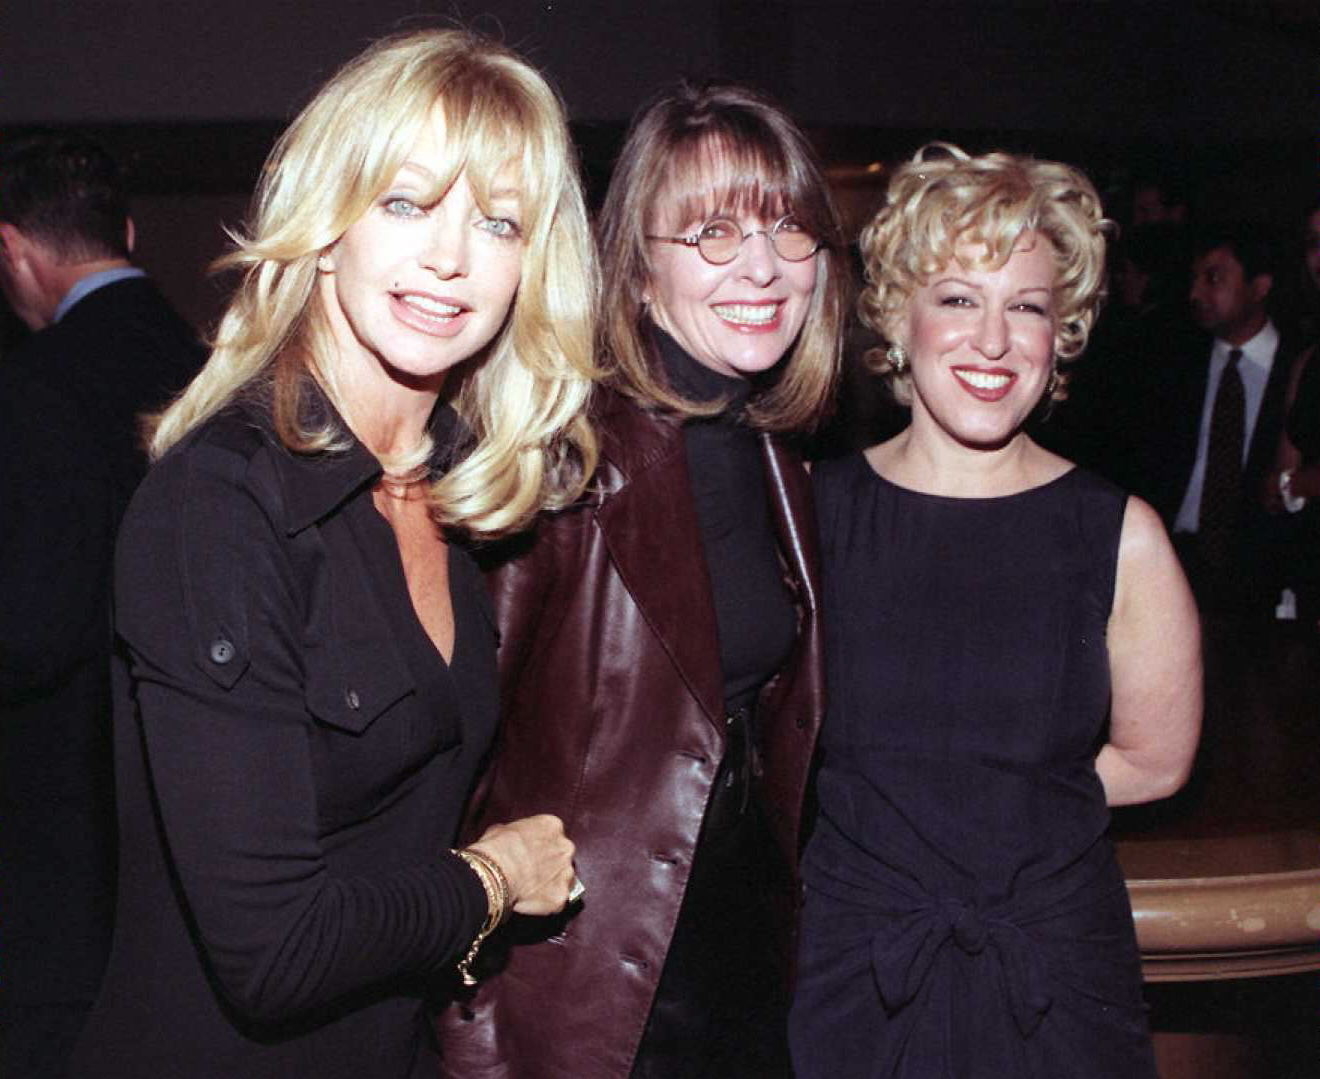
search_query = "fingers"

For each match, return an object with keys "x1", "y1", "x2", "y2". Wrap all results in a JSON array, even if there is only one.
[{"x1": 469, "y1": 815, "x2": 578, "y2": 917}]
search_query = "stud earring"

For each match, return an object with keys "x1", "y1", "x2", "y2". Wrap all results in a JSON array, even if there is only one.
[
  {"x1": 886, "y1": 344, "x2": 908, "y2": 374},
  {"x1": 317, "y1": 253, "x2": 333, "y2": 273}
]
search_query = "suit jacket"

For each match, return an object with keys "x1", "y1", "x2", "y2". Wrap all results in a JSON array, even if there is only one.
[
  {"x1": 13, "y1": 276, "x2": 205, "y2": 518},
  {"x1": 1138, "y1": 325, "x2": 1294, "y2": 613},
  {"x1": 0, "y1": 366, "x2": 117, "y2": 1006},
  {"x1": 438, "y1": 388, "x2": 825, "y2": 1079},
  {"x1": 0, "y1": 277, "x2": 202, "y2": 1013}
]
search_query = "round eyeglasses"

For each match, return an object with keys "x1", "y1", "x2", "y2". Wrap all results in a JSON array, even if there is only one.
[{"x1": 646, "y1": 214, "x2": 821, "y2": 265}]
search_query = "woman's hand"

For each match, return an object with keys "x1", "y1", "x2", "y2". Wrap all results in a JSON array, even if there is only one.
[{"x1": 467, "y1": 814, "x2": 576, "y2": 916}]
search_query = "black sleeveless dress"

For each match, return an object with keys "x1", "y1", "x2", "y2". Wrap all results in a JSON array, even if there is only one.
[{"x1": 789, "y1": 453, "x2": 1156, "y2": 1079}]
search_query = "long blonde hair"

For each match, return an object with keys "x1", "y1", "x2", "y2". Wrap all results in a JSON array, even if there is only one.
[
  {"x1": 597, "y1": 79, "x2": 846, "y2": 433},
  {"x1": 152, "y1": 28, "x2": 598, "y2": 537}
]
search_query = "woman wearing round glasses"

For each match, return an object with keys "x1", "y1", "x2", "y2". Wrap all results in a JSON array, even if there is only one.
[{"x1": 439, "y1": 80, "x2": 846, "y2": 1078}]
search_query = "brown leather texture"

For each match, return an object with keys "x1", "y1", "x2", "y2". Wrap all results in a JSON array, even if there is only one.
[{"x1": 437, "y1": 389, "x2": 825, "y2": 1078}]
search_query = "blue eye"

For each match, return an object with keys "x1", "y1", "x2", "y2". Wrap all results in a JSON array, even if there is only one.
[
  {"x1": 383, "y1": 197, "x2": 423, "y2": 218},
  {"x1": 478, "y1": 216, "x2": 521, "y2": 239}
]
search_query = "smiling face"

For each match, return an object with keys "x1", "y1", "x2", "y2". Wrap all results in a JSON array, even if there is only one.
[
  {"x1": 644, "y1": 169, "x2": 819, "y2": 380},
  {"x1": 318, "y1": 102, "x2": 525, "y2": 394},
  {"x1": 900, "y1": 232, "x2": 1059, "y2": 451}
]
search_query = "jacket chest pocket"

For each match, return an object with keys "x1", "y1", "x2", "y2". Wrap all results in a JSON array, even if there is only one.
[{"x1": 303, "y1": 638, "x2": 454, "y2": 828}]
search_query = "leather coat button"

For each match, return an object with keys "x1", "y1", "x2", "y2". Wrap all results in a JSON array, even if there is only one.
[
  {"x1": 344, "y1": 688, "x2": 361, "y2": 710},
  {"x1": 209, "y1": 638, "x2": 235, "y2": 665}
]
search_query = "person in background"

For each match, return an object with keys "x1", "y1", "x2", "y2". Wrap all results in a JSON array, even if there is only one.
[
  {"x1": 0, "y1": 133, "x2": 204, "y2": 1079},
  {"x1": 1147, "y1": 225, "x2": 1295, "y2": 617},
  {"x1": 440, "y1": 79, "x2": 846, "y2": 1078},
  {"x1": 0, "y1": 134, "x2": 205, "y2": 515},
  {"x1": 69, "y1": 28, "x2": 595, "y2": 1078},
  {"x1": 1266, "y1": 198, "x2": 1320, "y2": 624},
  {"x1": 790, "y1": 143, "x2": 1200, "y2": 1078}
]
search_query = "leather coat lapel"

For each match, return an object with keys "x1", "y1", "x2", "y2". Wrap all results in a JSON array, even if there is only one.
[
  {"x1": 762, "y1": 434, "x2": 819, "y2": 617},
  {"x1": 594, "y1": 408, "x2": 726, "y2": 729},
  {"x1": 762, "y1": 434, "x2": 822, "y2": 669}
]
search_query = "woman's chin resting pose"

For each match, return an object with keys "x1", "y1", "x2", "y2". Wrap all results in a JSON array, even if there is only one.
[{"x1": 788, "y1": 143, "x2": 1201, "y2": 1079}]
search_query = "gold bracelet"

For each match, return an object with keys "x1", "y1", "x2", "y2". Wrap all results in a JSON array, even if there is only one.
[{"x1": 452, "y1": 847, "x2": 511, "y2": 985}]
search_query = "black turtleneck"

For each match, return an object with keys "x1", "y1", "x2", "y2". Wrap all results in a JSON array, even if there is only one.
[{"x1": 654, "y1": 328, "x2": 797, "y2": 715}]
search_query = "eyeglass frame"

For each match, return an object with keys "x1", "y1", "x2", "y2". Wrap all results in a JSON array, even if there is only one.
[{"x1": 645, "y1": 213, "x2": 823, "y2": 265}]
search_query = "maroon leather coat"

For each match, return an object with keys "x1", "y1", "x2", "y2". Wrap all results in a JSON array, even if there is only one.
[{"x1": 437, "y1": 388, "x2": 825, "y2": 1078}]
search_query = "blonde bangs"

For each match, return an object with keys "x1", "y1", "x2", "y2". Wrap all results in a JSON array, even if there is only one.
[{"x1": 149, "y1": 29, "x2": 599, "y2": 538}]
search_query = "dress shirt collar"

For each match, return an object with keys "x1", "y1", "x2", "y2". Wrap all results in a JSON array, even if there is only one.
[
  {"x1": 54, "y1": 266, "x2": 146, "y2": 323},
  {"x1": 273, "y1": 386, "x2": 469, "y2": 536},
  {"x1": 1213, "y1": 319, "x2": 1278, "y2": 377}
]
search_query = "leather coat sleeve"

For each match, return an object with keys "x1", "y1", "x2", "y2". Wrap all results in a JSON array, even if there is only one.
[{"x1": 114, "y1": 439, "x2": 485, "y2": 1026}]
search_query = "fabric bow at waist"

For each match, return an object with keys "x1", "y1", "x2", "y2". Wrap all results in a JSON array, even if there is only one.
[{"x1": 870, "y1": 896, "x2": 1053, "y2": 1036}]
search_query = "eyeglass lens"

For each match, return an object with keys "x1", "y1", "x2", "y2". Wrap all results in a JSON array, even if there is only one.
[{"x1": 697, "y1": 217, "x2": 818, "y2": 264}]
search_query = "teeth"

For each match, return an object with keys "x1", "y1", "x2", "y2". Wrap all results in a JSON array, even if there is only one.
[
  {"x1": 401, "y1": 295, "x2": 462, "y2": 318},
  {"x1": 713, "y1": 303, "x2": 778, "y2": 326},
  {"x1": 954, "y1": 369, "x2": 1011, "y2": 390}
]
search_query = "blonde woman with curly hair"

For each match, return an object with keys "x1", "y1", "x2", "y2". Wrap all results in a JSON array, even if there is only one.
[
  {"x1": 789, "y1": 144, "x2": 1200, "y2": 1077},
  {"x1": 72, "y1": 28, "x2": 595, "y2": 1078}
]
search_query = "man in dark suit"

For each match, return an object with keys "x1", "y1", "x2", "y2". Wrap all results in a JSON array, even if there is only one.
[
  {"x1": 1140, "y1": 225, "x2": 1293, "y2": 618},
  {"x1": 0, "y1": 134, "x2": 205, "y2": 517},
  {"x1": 0, "y1": 133, "x2": 204, "y2": 1078},
  {"x1": 1130, "y1": 225, "x2": 1302, "y2": 818}
]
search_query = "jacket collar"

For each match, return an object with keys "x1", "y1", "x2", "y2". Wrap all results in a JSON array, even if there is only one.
[
  {"x1": 588, "y1": 384, "x2": 819, "y2": 729},
  {"x1": 591, "y1": 393, "x2": 724, "y2": 723},
  {"x1": 266, "y1": 389, "x2": 467, "y2": 536}
]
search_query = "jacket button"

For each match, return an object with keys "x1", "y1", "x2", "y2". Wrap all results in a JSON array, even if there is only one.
[
  {"x1": 345, "y1": 688, "x2": 361, "y2": 710},
  {"x1": 209, "y1": 638, "x2": 235, "y2": 665}
]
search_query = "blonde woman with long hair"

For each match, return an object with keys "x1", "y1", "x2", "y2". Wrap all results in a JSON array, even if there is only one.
[{"x1": 72, "y1": 28, "x2": 596, "y2": 1078}]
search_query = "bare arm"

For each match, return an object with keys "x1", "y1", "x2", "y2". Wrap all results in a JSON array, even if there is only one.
[{"x1": 1096, "y1": 496, "x2": 1202, "y2": 806}]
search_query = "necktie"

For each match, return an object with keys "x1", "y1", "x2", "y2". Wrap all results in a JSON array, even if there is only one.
[{"x1": 1199, "y1": 347, "x2": 1245, "y2": 568}]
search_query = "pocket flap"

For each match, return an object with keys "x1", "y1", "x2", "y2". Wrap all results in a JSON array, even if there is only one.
[{"x1": 304, "y1": 640, "x2": 413, "y2": 734}]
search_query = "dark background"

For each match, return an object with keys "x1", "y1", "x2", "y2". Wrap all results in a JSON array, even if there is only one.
[{"x1": 1, "y1": 0, "x2": 1317, "y2": 333}]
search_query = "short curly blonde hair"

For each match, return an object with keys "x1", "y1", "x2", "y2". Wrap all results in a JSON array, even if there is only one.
[{"x1": 858, "y1": 142, "x2": 1110, "y2": 403}]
